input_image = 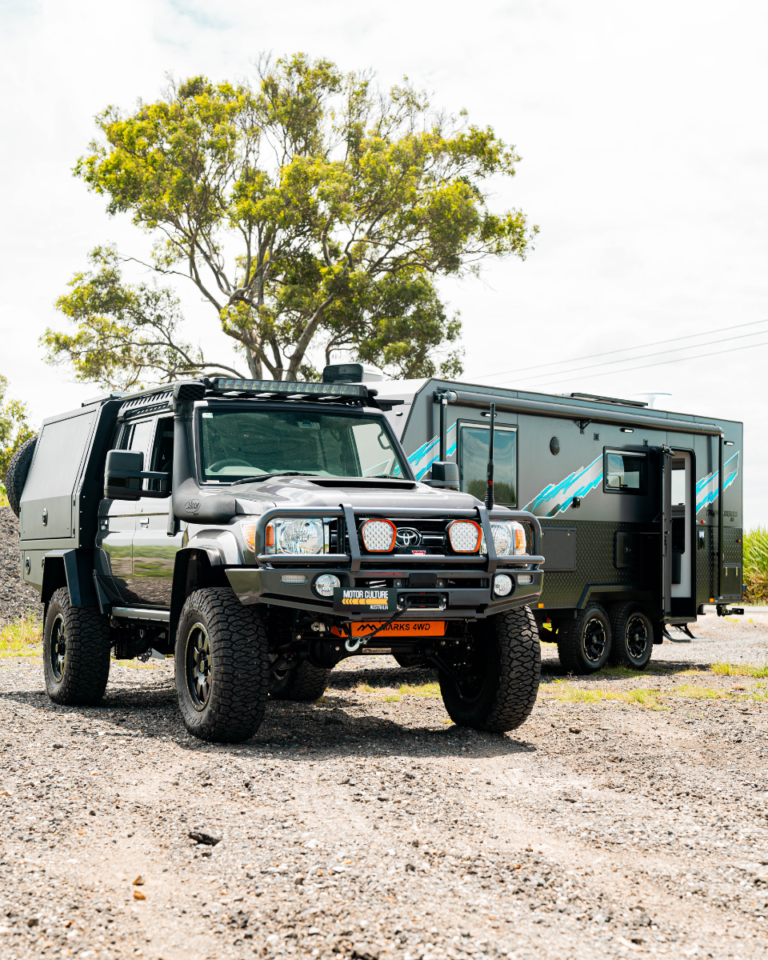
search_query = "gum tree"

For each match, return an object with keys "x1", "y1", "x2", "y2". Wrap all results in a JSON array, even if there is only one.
[{"x1": 44, "y1": 55, "x2": 536, "y2": 387}]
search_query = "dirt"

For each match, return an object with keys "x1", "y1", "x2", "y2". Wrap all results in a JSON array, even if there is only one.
[{"x1": 1, "y1": 610, "x2": 768, "y2": 960}]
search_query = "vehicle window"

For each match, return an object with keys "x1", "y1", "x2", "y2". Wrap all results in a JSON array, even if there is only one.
[
  {"x1": 149, "y1": 418, "x2": 174, "y2": 492},
  {"x1": 604, "y1": 451, "x2": 647, "y2": 493},
  {"x1": 124, "y1": 420, "x2": 155, "y2": 468},
  {"x1": 459, "y1": 424, "x2": 516, "y2": 506},
  {"x1": 198, "y1": 409, "x2": 407, "y2": 482}
]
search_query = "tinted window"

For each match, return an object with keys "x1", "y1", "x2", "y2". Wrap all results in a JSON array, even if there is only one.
[
  {"x1": 604, "y1": 452, "x2": 647, "y2": 493},
  {"x1": 459, "y1": 424, "x2": 516, "y2": 506},
  {"x1": 198, "y1": 409, "x2": 406, "y2": 482},
  {"x1": 125, "y1": 420, "x2": 154, "y2": 467}
]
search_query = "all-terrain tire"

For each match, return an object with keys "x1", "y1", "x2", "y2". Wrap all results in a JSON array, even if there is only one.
[
  {"x1": 269, "y1": 660, "x2": 332, "y2": 702},
  {"x1": 607, "y1": 602, "x2": 654, "y2": 669},
  {"x1": 175, "y1": 588, "x2": 270, "y2": 743},
  {"x1": 438, "y1": 605, "x2": 541, "y2": 733},
  {"x1": 557, "y1": 603, "x2": 612, "y2": 674},
  {"x1": 5, "y1": 435, "x2": 37, "y2": 518},
  {"x1": 43, "y1": 587, "x2": 111, "y2": 706}
]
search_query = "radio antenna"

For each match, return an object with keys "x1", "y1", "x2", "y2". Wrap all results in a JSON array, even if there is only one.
[{"x1": 485, "y1": 402, "x2": 496, "y2": 510}]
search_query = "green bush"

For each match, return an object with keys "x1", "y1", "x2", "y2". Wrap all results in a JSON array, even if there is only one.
[{"x1": 743, "y1": 526, "x2": 768, "y2": 604}]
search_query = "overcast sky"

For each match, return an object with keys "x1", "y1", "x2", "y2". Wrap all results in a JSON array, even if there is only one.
[{"x1": 1, "y1": 0, "x2": 766, "y2": 521}]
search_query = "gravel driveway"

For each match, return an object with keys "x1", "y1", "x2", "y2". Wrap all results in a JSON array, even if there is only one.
[{"x1": 3, "y1": 608, "x2": 768, "y2": 960}]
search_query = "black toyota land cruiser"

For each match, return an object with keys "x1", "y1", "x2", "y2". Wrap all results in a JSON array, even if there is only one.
[{"x1": 8, "y1": 373, "x2": 544, "y2": 743}]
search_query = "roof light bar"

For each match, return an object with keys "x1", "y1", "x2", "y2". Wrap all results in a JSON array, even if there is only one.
[{"x1": 211, "y1": 378, "x2": 368, "y2": 399}]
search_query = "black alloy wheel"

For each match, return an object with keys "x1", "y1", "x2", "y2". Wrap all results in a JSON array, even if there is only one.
[
  {"x1": 582, "y1": 615, "x2": 608, "y2": 665},
  {"x1": 608, "y1": 602, "x2": 654, "y2": 669},
  {"x1": 557, "y1": 603, "x2": 612, "y2": 674},
  {"x1": 49, "y1": 613, "x2": 67, "y2": 682},
  {"x1": 626, "y1": 614, "x2": 649, "y2": 660},
  {"x1": 185, "y1": 624, "x2": 213, "y2": 710}
]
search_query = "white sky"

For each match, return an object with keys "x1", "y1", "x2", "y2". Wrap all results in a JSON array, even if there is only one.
[{"x1": 1, "y1": 0, "x2": 766, "y2": 521}]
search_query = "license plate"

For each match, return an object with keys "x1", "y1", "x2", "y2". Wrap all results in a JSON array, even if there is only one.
[
  {"x1": 332, "y1": 587, "x2": 396, "y2": 615},
  {"x1": 332, "y1": 621, "x2": 446, "y2": 637}
]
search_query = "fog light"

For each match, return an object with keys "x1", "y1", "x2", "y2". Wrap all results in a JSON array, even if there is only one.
[
  {"x1": 314, "y1": 574, "x2": 341, "y2": 598},
  {"x1": 517, "y1": 574, "x2": 534, "y2": 585},
  {"x1": 281, "y1": 574, "x2": 307, "y2": 585},
  {"x1": 494, "y1": 574, "x2": 513, "y2": 597}
]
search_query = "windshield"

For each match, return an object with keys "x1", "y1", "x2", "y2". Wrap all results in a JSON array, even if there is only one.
[{"x1": 198, "y1": 407, "x2": 408, "y2": 483}]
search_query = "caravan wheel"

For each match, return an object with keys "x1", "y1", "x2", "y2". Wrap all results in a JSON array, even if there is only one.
[
  {"x1": 557, "y1": 604, "x2": 612, "y2": 674},
  {"x1": 608, "y1": 602, "x2": 653, "y2": 669}
]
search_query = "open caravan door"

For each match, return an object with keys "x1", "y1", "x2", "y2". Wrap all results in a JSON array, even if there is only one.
[{"x1": 660, "y1": 445, "x2": 674, "y2": 622}]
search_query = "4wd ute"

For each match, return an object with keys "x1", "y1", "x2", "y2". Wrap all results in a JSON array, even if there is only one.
[{"x1": 8, "y1": 375, "x2": 544, "y2": 743}]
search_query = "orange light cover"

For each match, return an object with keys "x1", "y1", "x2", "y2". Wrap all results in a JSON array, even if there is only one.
[
  {"x1": 360, "y1": 518, "x2": 397, "y2": 552},
  {"x1": 448, "y1": 520, "x2": 482, "y2": 553},
  {"x1": 242, "y1": 523, "x2": 258, "y2": 552},
  {"x1": 265, "y1": 523, "x2": 275, "y2": 549}
]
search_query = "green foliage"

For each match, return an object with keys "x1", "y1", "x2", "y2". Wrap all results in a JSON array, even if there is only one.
[
  {"x1": 44, "y1": 247, "x2": 242, "y2": 390},
  {"x1": 0, "y1": 376, "x2": 34, "y2": 485},
  {"x1": 743, "y1": 527, "x2": 768, "y2": 604},
  {"x1": 44, "y1": 54, "x2": 536, "y2": 385}
]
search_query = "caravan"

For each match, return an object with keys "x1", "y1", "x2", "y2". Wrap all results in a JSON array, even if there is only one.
[{"x1": 370, "y1": 376, "x2": 744, "y2": 673}]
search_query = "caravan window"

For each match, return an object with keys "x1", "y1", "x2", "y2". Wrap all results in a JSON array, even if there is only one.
[
  {"x1": 604, "y1": 451, "x2": 647, "y2": 494},
  {"x1": 459, "y1": 423, "x2": 517, "y2": 506}
]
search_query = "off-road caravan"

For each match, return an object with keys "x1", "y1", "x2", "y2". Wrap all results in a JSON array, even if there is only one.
[{"x1": 363, "y1": 375, "x2": 744, "y2": 673}]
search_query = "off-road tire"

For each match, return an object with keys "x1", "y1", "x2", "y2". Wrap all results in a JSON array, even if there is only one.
[
  {"x1": 394, "y1": 653, "x2": 428, "y2": 669},
  {"x1": 5, "y1": 435, "x2": 37, "y2": 518},
  {"x1": 175, "y1": 588, "x2": 270, "y2": 743},
  {"x1": 269, "y1": 660, "x2": 332, "y2": 702},
  {"x1": 608, "y1": 602, "x2": 654, "y2": 669},
  {"x1": 43, "y1": 587, "x2": 111, "y2": 706},
  {"x1": 438, "y1": 606, "x2": 541, "y2": 733},
  {"x1": 557, "y1": 603, "x2": 612, "y2": 674}
]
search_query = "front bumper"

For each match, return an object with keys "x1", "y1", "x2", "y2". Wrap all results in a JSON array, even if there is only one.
[
  {"x1": 225, "y1": 565, "x2": 543, "y2": 618},
  {"x1": 225, "y1": 503, "x2": 544, "y2": 620}
]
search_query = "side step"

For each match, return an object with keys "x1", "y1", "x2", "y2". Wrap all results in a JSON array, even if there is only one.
[{"x1": 111, "y1": 607, "x2": 170, "y2": 623}]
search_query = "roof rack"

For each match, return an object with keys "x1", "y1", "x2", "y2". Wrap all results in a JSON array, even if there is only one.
[{"x1": 569, "y1": 392, "x2": 648, "y2": 408}]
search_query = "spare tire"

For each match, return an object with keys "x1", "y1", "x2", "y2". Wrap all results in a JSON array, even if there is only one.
[{"x1": 5, "y1": 435, "x2": 37, "y2": 518}]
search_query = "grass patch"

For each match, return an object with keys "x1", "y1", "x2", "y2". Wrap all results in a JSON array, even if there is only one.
[
  {"x1": 0, "y1": 487, "x2": 8, "y2": 508},
  {"x1": 551, "y1": 683, "x2": 665, "y2": 709},
  {"x1": 383, "y1": 694, "x2": 401, "y2": 703},
  {"x1": 673, "y1": 684, "x2": 725, "y2": 700},
  {"x1": 712, "y1": 662, "x2": 768, "y2": 678},
  {"x1": 601, "y1": 666, "x2": 655, "y2": 679},
  {"x1": 0, "y1": 613, "x2": 42, "y2": 657},
  {"x1": 400, "y1": 681, "x2": 441, "y2": 698},
  {"x1": 355, "y1": 682, "x2": 376, "y2": 694}
]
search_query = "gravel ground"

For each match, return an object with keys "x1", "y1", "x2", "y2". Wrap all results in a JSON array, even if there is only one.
[
  {"x1": 0, "y1": 508, "x2": 40, "y2": 626},
  {"x1": 3, "y1": 610, "x2": 768, "y2": 960}
]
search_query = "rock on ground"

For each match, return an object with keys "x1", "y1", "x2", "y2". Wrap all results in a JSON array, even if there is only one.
[
  {"x1": 2, "y1": 613, "x2": 768, "y2": 959},
  {"x1": 0, "y1": 507, "x2": 41, "y2": 626}
]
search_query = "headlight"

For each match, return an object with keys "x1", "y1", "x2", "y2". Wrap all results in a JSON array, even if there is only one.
[
  {"x1": 262, "y1": 518, "x2": 329, "y2": 555},
  {"x1": 360, "y1": 519, "x2": 396, "y2": 552},
  {"x1": 483, "y1": 520, "x2": 527, "y2": 556},
  {"x1": 448, "y1": 520, "x2": 482, "y2": 553}
]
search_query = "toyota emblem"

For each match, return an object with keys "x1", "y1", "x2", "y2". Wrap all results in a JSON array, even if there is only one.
[{"x1": 395, "y1": 527, "x2": 422, "y2": 547}]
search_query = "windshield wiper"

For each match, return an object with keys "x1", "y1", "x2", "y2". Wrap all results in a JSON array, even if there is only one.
[{"x1": 229, "y1": 472, "x2": 317, "y2": 486}]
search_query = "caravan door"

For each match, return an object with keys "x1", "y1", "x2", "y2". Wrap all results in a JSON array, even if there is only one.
[{"x1": 660, "y1": 447, "x2": 674, "y2": 621}]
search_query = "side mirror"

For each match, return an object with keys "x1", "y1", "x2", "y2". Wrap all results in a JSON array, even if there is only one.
[
  {"x1": 104, "y1": 450, "x2": 168, "y2": 501},
  {"x1": 424, "y1": 461, "x2": 459, "y2": 490}
]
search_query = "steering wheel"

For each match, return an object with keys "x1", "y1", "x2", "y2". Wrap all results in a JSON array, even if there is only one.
[{"x1": 207, "y1": 458, "x2": 256, "y2": 472}]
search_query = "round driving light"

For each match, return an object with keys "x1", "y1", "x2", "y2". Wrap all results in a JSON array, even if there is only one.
[
  {"x1": 494, "y1": 574, "x2": 513, "y2": 597},
  {"x1": 360, "y1": 519, "x2": 396, "y2": 552},
  {"x1": 314, "y1": 574, "x2": 341, "y2": 598},
  {"x1": 448, "y1": 520, "x2": 482, "y2": 553}
]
